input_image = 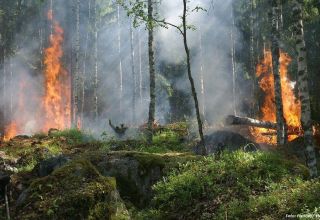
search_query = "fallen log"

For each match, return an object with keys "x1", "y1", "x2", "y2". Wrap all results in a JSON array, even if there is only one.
[
  {"x1": 226, "y1": 115, "x2": 277, "y2": 130},
  {"x1": 261, "y1": 131, "x2": 301, "y2": 136}
]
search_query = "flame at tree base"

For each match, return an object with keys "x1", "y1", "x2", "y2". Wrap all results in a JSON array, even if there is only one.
[
  {"x1": 250, "y1": 49, "x2": 302, "y2": 145},
  {"x1": 2, "y1": 10, "x2": 70, "y2": 141},
  {"x1": 42, "y1": 10, "x2": 71, "y2": 132},
  {"x1": 3, "y1": 122, "x2": 18, "y2": 141}
]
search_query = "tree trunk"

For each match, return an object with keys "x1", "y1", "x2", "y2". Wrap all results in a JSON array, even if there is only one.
[
  {"x1": 250, "y1": 0, "x2": 256, "y2": 117},
  {"x1": 226, "y1": 115, "x2": 277, "y2": 129},
  {"x1": 81, "y1": 0, "x2": 91, "y2": 125},
  {"x1": 147, "y1": 0, "x2": 156, "y2": 144},
  {"x1": 117, "y1": 5, "x2": 123, "y2": 115},
  {"x1": 73, "y1": 0, "x2": 80, "y2": 127},
  {"x1": 231, "y1": 7, "x2": 237, "y2": 115},
  {"x1": 292, "y1": 0, "x2": 318, "y2": 178},
  {"x1": 271, "y1": 0, "x2": 287, "y2": 145},
  {"x1": 2, "y1": 49, "x2": 6, "y2": 121},
  {"x1": 138, "y1": 28, "x2": 143, "y2": 104},
  {"x1": 93, "y1": 0, "x2": 98, "y2": 119},
  {"x1": 199, "y1": 27, "x2": 206, "y2": 119},
  {"x1": 182, "y1": 0, "x2": 206, "y2": 155},
  {"x1": 130, "y1": 19, "x2": 137, "y2": 125}
]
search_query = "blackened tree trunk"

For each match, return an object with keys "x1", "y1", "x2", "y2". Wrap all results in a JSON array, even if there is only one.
[
  {"x1": 271, "y1": 0, "x2": 287, "y2": 145},
  {"x1": 182, "y1": 0, "x2": 205, "y2": 155},
  {"x1": 293, "y1": 0, "x2": 318, "y2": 178},
  {"x1": 147, "y1": 0, "x2": 156, "y2": 144}
]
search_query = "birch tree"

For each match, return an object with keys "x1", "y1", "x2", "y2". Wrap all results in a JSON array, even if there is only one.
[{"x1": 292, "y1": 0, "x2": 318, "y2": 178}]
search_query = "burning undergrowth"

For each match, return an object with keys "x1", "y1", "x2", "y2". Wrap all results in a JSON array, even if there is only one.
[
  {"x1": 3, "y1": 10, "x2": 71, "y2": 140},
  {"x1": 250, "y1": 49, "x2": 302, "y2": 144}
]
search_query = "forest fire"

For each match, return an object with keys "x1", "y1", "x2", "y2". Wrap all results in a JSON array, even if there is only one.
[
  {"x1": 250, "y1": 49, "x2": 302, "y2": 144},
  {"x1": 3, "y1": 122, "x2": 18, "y2": 141},
  {"x1": 42, "y1": 10, "x2": 71, "y2": 131},
  {"x1": 2, "y1": 10, "x2": 70, "y2": 140}
]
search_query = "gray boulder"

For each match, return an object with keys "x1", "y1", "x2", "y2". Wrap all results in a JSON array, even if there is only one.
[{"x1": 33, "y1": 155, "x2": 70, "y2": 177}]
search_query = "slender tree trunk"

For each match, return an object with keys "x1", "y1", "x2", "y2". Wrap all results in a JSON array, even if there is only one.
[
  {"x1": 0, "y1": 48, "x2": 4, "y2": 138},
  {"x1": 73, "y1": 0, "x2": 80, "y2": 127},
  {"x1": 117, "y1": 5, "x2": 123, "y2": 115},
  {"x1": 93, "y1": 0, "x2": 98, "y2": 120},
  {"x1": 199, "y1": 27, "x2": 206, "y2": 119},
  {"x1": 182, "y1": 0, "x2": 206, "y2": 155},
  {"x1": 50, "y1": 0, "x2": 53, "y2": 35},
  {"x1": 9, "y1": 55, "x2": 13, "y2": 116},
  {"x1": 231, "y1": 7, "x2": 237, "y2": 115},
  {"x1": 3, "y1": 49, "x2": 6, "y2": 121},
  {"x1": 138, "y1": 28, "x2": 143, "y2": 104},
  {"x1": 81, "y1": 0, "x2": 91, "y2": 124},
  {"x1": 271, "y1": 0, "x2": 287, "y2": 145},
  {"x1": 147, "y1": 0, "x2": 156, "y2": 144},
  {"x1": 250, "y1": 0, "x2": 256, "y2": 117},
  {"x1": 130, "y1": 20, "x2": 137, "y2": 125},
  {"x1": 293, "y1": 0, "x2": 318, "y2": 178}
]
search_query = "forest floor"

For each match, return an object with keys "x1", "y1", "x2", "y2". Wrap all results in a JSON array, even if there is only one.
[{"x1": 0, "y1": 124, "x2": 319, "y2": 219}]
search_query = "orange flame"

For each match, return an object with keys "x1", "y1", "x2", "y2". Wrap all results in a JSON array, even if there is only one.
[
  {"x1": 250, "y1": 49, "x2": 302, "y2": 144},
  {"x1": 42, "y1": 10, "x2": 71, "y2": 132},
  {"x1": 3, "y1": 122, "x2": 18, "y2": 141}
]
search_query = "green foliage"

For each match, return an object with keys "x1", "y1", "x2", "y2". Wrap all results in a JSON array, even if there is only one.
[
  {"x1": 50, "y1": 129, "x2": 95, "y2": 145},
  {"x1": 102, "y1": 122, "x2": 190, "y2": 153},
  {"x1": 147, "y1": 151, "x2": 313, "y2": 219}
]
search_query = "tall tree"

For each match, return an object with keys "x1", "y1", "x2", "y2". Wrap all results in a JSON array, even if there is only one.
[
  {"x1": 271, "y1": 0, "x2": 287, "y2": 145},
  {"x1": 182, "y1": 0, "x2": 205, "y2": 154},
  {"x1": 198, "y1": 27, "x2": 206, "y2": 119},
  {"x1": 81, "y1": 0, "x2": 92, "y2": 124},
  {"x1": 292, "y1": 0, "x2": 318, "y2": 178},
  {"x1": 117, "y1": 4, "x2": 124, "y2": 115},
  {"x1": 73, "y1": 0, "x2": 80, "y2": 127},
  {"x1": 93, "y1": 0, "x2": 98, "y2": 120},
  {"x1": 130, "y1": 19, "x2": 137, "y2": 125},
  {"x1": 118, "y1": 0, "x2": 205, "y2": 152},
  {"x1": 138, "y1": 27, "x2": 143, "y2": 105},
  {"x1": 250, "y1": 0, "x2": 256, "y2": 117},
  {"x1": 230, "y1": 6, "x2": 237, "y2": 115},
  {"x1": 147, "y1": 0, "x2": 156, "y2": 144}
]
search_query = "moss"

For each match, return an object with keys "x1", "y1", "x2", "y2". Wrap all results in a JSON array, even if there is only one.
[
  {"x1": 147, "y1": 151, "x2": 315, "y2": 219},
  {"x1": 107, "y1": 151, "x2": 198, "y2": 173},
  {"x1": 16, "y1": 159, "x2": 129, "y2": 220}
]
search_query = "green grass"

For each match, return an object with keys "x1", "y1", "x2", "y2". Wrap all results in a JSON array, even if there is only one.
[
  {"x1": 50, "y1": 128, "x2": 95, "y2": 145},
  {"x1": 137, "y1": 151, "x2": 316, "y2": 220}
]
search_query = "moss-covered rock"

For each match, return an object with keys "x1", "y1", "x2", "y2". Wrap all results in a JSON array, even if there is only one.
[
  {"x1": 15, "y1": 160, "x2": 130, "y2": 220},
  {"x1": 83, "y1": 151, "x2": 199, "y2": 208}
]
